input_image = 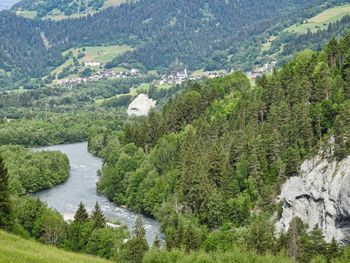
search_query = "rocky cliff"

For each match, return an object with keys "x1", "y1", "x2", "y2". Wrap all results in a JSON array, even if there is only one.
[
  {"x1": 276, "y1": 147, "x2": 350, "y2": 244},
  {"x1": 127, "y1": 94, "x2": 156, "y2": 117}
]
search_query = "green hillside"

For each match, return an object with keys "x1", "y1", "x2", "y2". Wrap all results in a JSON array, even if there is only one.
[
  {"x1": 14, "y1": 0, "x2": 128, "y2": 20},
  {"x1": 286, "y1": 3, "x2": 350, "y2": 34},
  {"x1": 0, "y1": 230, "x2": 112, "y2": 263}
]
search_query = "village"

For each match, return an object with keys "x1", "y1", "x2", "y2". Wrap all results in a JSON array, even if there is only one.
[
  {"x1": 55, "y1": 67, "x2": 143, "y2": 86},
  {"x1": 55, "y1": 60, "x2": 277, "y2": 87}
]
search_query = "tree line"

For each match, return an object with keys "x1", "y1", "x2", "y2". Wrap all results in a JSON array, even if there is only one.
[{"x1": 88, "y1": 31, "x2": 350, "y2": 262}]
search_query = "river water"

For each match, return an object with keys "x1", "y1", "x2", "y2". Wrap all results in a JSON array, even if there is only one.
[{"x1": 33, "y1": 142, "x2": 161, "y2": 245}]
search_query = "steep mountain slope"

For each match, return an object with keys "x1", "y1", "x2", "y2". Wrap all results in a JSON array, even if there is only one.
[
  {"x1": 13, "y1": 0, "x2": 128, "y2": 20},
  {"x1": 0, "y1": 0, "x2": 325, "y2": 89}
]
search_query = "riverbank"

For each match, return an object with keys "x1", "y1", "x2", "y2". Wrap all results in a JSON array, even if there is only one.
[{"x1": 33, "y1": 142, "x2": 161, "y2": 245}]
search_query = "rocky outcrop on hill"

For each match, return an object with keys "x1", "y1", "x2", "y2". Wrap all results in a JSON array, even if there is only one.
[
  {"x1": 276, "y1": 149, "x2": 350, "y2": 244},
  {"x1": 127, "y1": 94, "x2": 156, "y2": 117}
]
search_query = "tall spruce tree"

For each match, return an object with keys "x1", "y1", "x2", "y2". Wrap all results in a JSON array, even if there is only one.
[
  {"x1": 125, "y1": 216, "x2": 148, "y2": 263},
  {"x1": 74, "y1": 202, "x2": 89, "y2": 224},
  {"x1": 0, "y1": 156, "x2": 12, "y2": 230},
  {"x1": 91, "y1": 202, "x2": 106, "y2": 229}
]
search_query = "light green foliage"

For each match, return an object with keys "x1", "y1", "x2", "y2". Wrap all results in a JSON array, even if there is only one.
[
  {"x1": 142, "y1": 248, "x2": 293, "y2": 263},
  {"x1": 0, "y1": 145, "x2": 69, "y2": 195},
  {"x1": 286, "y1": 4, "x2": 350, "y2": 34},
  {"x1": 0, "y1": 229, "x2": 113, "y2": 263}
]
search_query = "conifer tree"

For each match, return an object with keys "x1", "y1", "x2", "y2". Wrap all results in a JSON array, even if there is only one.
[
  {"x1": 246, "y1": 214, "x2": 274, "y2": 255},
  {"x1": 125, "y1": 216, "x2": 148, "y2": 263},
  {"x1": 0, "y1": 156, "x2": 12, "y2": 230},
  {"x1": 74, "y1": 202, "x2": 89, "y2": 224},
  {"x1": 287, "y1": 217, "x2": 305, "y2": 261},
  {"x1": 91, "y1": 202, "x2": 106, "y2": 229},
  {"x1": 180, "y1": 128, "x2": 213, "y2": 216},
  {"x1": 326, "y1": 237, "x2": 339, "y2": 263}
]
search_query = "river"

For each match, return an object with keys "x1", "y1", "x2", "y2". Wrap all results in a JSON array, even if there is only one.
[{"x1": 33, "y1": 142, "x2": 161, "y2": 245}]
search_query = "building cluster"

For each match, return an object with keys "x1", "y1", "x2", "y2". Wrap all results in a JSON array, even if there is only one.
[
  {"x1": 246, "y1": 60, "x2": 277, "y2": 80},
  {"x1": 154, "y1": 68, "x2": 231, "y2": 85},
  {"x1": 56, "y1": 68, "x2": 142, "y2": 86},
  {"x1": 55, "y1": 60, "x2": 277, "y2": 87}
]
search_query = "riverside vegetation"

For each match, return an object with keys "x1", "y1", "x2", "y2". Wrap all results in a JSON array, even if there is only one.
[
  {"x1": 88, "y1": 32, "x2": 350, "y2": 262},
  {"x1": 2, "y1": 32, "x2": 350, "y2": 262}
]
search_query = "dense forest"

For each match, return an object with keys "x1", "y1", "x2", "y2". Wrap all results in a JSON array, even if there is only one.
[
  {"x1": 1, "y1": 31, "x2": 350, "y2": 262},
  {"x1": 87, "y1": 31, "x2": 350, "y2": 262},
  {"x1": 0, "y1": 0, "x2": 340, "y2": 89},
  {"x1": 2, "y1": 1, "x2": 350, "y2": 262},
  {"x1": 0, "y1": 145, "x2": 69, "y2": 194}
]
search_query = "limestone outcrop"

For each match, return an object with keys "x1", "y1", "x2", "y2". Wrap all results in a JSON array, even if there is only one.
[
  {"x1": 127, "y1": 94, "x2": 156, "y2": 117},
  {"x1": 276, "y1": 150, "x2": 350, "y2": 244}
]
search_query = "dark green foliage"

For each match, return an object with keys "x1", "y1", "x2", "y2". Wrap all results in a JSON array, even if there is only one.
[
  {"x1": 123, "y1": 217, "x2": 148, "y2": 263},
  {"x1": 0, "y1": 156, "x2": 12, "y2": 230},
  {"x1": 73, "y1": 202, "x2": 89, "y2": 224},
  {"x1": 246, "y1": 214, "x2": 275, "y2": 255},
  {"x1": 88, "y1": 32, "x2": 350, "y2": 263},
  {"x1": 91, "y1": 202, "x2": 106, "y2": 229},
  {"x1": 0, "y1": 0, "x2": 329, "y2": 89}
]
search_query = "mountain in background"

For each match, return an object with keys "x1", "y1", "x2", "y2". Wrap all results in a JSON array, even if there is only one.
[{"x1": 1, "y1": 0, "x2": 350, "y2": 90}]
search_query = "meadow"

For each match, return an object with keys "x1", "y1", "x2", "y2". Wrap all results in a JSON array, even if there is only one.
[
  {"x1": 286, "y1": 3, "x2": 350, "y2": 34},
  {"x1": 0, "y1": 230, "x2": 112, "y2": 263}
]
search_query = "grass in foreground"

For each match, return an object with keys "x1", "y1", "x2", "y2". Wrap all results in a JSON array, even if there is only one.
[{"x1": 0, "y1": 230, "x2": 112, "y2": 263}]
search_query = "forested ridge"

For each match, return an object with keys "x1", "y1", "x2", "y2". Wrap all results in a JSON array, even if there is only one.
[
  {"x1": 87, "y1": 31, "x2": 350, "y2": 262},
  {"x1": 0, "y1": 0, "x2": 337, "y2": 89}
]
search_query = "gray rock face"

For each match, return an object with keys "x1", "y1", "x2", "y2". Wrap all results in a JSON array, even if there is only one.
[
  {"x1": 127, "y1": 94, "x2": 156, "y2": 117},
  {"x1": 276, "y1": 151, "x2": 350, "y2": 243}
]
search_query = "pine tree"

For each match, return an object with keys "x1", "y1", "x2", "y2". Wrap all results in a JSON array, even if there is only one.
[
  {"x1": 125, "y1": 216, "x2": 148, "y2": 263},
  {"x1": 0, "y1": 157, "x2": 12, "y2": 230},
  {"x1": 301, "y1": 224, "x2": 327, "y2": 262},
  {"x1": 246, "y1": 214, "x2": 274, "y2": 255},
  {"x1": 73, "y1": 202, "x2": 89, "y2": 224},
  {"x1": 326, "y1": 237, "x2": 339, "y2": 263},
  {"x1": 180, "y1": 128, "x2": 213, "y2": 216},
  {"x1": 287, "y1": 217, "x2": 305, "y2": 261},
  {"x1": 91, "y1": 202, "x2": 106, "y2": 229}
]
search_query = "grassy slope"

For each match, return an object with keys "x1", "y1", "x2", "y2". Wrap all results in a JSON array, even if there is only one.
[
  {"x1": 260, "y1": 3, "x2": 350, "y2": 55},
  {"x1": 286, "y1": 3, "x2": 350, "y2": 34},
  {"x1": 16, "y1": 0, "x2": 128, "y2": 21},
  {"x1": 0, "y1": 230, "x2": 112, "y2": 263},
  {"x1": 50, "y1": 44, "x2": 133, "y2": 81}
]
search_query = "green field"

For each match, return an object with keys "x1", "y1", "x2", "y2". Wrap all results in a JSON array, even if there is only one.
[
  {"x1": 50, "y1": 44, "x2": 133, "y2": 80},
  {"x1": 16, "y1": 0, "x2": 128, "y2": 21},
  {"x1": 64, "y1": 45, "x2": 133, "y2": 64},
  {"x1": 0, "y1": 230, "x2": 112, "y2": 263},
  {"x1": 95, "y1": 83, "x2": 173, "y2": 104},
  {"x1": 286, "y1": 4, "x2": 350, "y2": 34}
]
